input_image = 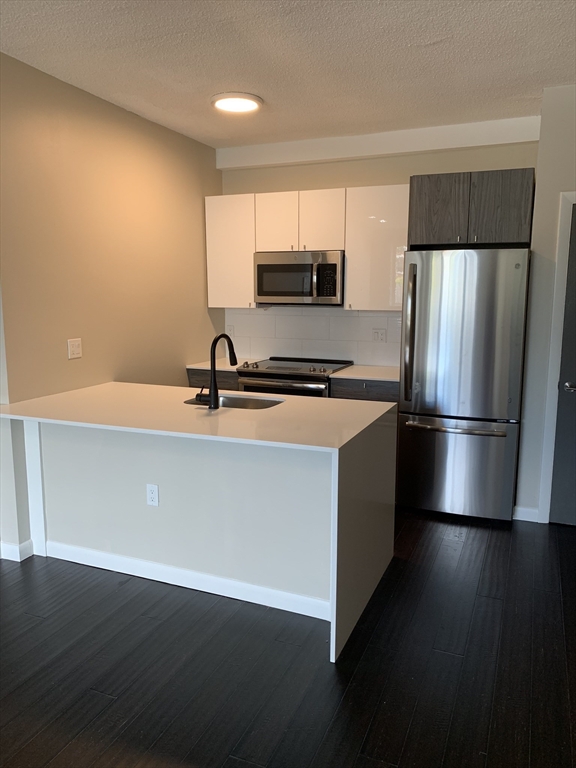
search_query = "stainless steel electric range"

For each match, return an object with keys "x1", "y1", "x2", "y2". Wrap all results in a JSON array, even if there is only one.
[{"x1": 236, "y1": 357, "x2": 354, "y2": 397}]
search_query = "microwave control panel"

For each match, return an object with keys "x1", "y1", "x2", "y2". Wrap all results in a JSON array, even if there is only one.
[{"x1": 316, "y1": 264, "x2": 338, "y2": 297}]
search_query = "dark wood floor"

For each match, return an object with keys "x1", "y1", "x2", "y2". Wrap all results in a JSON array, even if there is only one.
[{"x1": 0, "y1": 510, "x2": 574, "y2": 768}]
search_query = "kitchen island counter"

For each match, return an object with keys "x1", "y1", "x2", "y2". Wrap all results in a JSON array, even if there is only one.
[
  {"x1": 0, "y1": 381, "x2": 393, "y2": 451},
  {"x1": 1, "y1": 382, "x2": 396, "y2": 661}
]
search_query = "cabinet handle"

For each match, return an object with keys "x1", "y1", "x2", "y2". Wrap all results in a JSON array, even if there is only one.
[
  {"x1": 457, "y1": 236, "x2": 460, "y2": 243},
  {"x1": 474, "y1": 235, "x2": 478, "y2": 243},
  {"x1": 291, "y1": 244, "x2": 294, "y2": 251},
  {"x1": 363, "y1": 382, "x2": 366, "y2": 389},
  {"x1": 349, "y1": 303, "x2": 352, "y2": 309},
  {"x1": 303, "y1": 244, "x2": 306, "y2": 250}
]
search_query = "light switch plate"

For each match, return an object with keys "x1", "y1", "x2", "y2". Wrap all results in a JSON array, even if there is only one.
[{"x1": 67, "y1": 338, "x2": 82, "y2": 359}]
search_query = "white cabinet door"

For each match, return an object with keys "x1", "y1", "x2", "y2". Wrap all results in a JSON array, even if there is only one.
[
  {"x1": 345, "y1": 185, "x2": 409, "y2": 311},
  {"x1": 255, "y1": 191, "x2": 299, "y2": 251},
  {"x1": 205, "y1": 194, "x2": 255, "y2": 308},
  {"x1": 298, "y1": 188, "x2": 346, "y2": 251}
]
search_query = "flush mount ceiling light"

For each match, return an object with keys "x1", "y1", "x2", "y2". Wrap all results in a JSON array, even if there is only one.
[{"x1": 211, "y1": 92, "x2": 263, "y2": 113}]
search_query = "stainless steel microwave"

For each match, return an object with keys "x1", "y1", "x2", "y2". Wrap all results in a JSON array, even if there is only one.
[{"x1": 254, "y1": 250, "x2": 344, "y2": 305}]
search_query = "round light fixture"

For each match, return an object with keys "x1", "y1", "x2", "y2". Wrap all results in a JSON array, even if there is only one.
[{"x1": 211, "y1": 92, "x2": 263, "y2": 113}]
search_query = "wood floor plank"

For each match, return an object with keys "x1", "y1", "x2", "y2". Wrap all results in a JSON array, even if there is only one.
[
  {"x1": 1, "y1": 514, "x2": 571, "y2": 768},
  {"x1": 0, "y1": 612, "x2": 45, "y2": 649},
  {"x1": 308, "y1": 644, "x2": 397, "y2": 768},
  {"x1": 232, "y1": 622, "x2": 328, "y2": 766},
  {"x1": 533, "y1": 523, "x2": 561, "y2": 592},
  {"x1": 0, "y1": 578, "x2": 171, "y2": 729},
  {"x1": 477, "y1": 525, "x2": 512, "y2": 600},
  {"x1": 85, "y1": 602, "x2": 269, "y2": 768},
  {"x1": 531, "y1": 588, "x2": 572, "y2": 767},
  {"x1": 47, "y1": 596, "x2": 242, "y2": 768},
  {"x1": 557, "y1": 525, "x2": 576, "y2": 762},
  {"x1": 353, "y1": 757, "x2": 395, "y2": 768},
  {"x1": 183, "y1": 638, "x2": 302, "y2": 768},
  {"x1": 133, "y1": 607, "x2": 294, "y2": 768},
  {"x1": 486, "y1": 521, "x2": 534, "y2": 768},
  {"x1": 434, "y1": 525, "x2": 490, "y2": 655},
  {"x1": 369, "y1": 518, "x2": 448, "y2": 651},
  {"x1": 442, "y1": 596, "x2": 503, "y2": 768},
  {"x1": 398, "y1": 649, "x2": 462, "y2": 768},
  {"x1": 0, "y1": 615, "x2": 160, "y2": 762},
  {"x1": 0, "y1": 575, "x2": 149, "y2": 697},
  {"x1": 2, "y1": 690, "x2": 115, "y2": 768},
  {"x1": 89, "y1": 589, "x2": 219, "y2": 697},
  {"x1": 362, "y1": 538, "x2": 463, "y2": 766}
]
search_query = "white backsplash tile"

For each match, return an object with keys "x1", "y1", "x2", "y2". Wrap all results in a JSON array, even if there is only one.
[
  {"x1": 229, "y1": 336, "x2": 251, "y2": 358},
  {"x1": 224, "y1": 308, "x2": 402, "y2": 366},
  {"x1": 301, "y1": 339, "x2": 358, "y2": 361},
  {"x1": 227, "y1": 312, "x2": 276, "y2": 339},
  {"x1": 276, "y1": 315, "x2": 330, "y2": 340},
  {"x1": 387, "y1": 315, "x2": 402, "y2": 344},
  {"x1": 330, "y1": 315, "x2": 388, "y2": 342},
  {"x1": 357, "y1": 341, "x2": 402, "y2": 366},
  {"x1": 250, "y1": 337, "x2": 303, "y2": 359}
]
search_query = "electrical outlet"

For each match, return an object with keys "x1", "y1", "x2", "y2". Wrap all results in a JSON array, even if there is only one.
[
  {"x1": 372, "y1": 329, "x2": 387, "y2": 343},
  {"x1": 67, "y1": 338, "x2": 82, "y2": 359},
  {"x1": 146, "y1": 484, "x2": 159, "y2": 507},
  {"x1": 226, "y1": 325, "x2": 235, "y2": 337}
]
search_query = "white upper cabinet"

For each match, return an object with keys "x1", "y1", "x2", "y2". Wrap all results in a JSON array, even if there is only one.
[
  {"x1": 345, "y1": 185, "x2": 410, "y2": 311},
  {"x1": 205, "y1": 193, "x2": 255, "y2": 308},
  {"x1": 255, "y1": 191, "x2": 299, "y2": 251},
  {"x1": 298, "y1": 188, "x2": 346, "y2": 251}
]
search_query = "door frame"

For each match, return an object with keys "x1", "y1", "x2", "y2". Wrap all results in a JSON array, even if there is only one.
[{"x1": 538, "y1": 191, "x2": 576, "y2": 523}]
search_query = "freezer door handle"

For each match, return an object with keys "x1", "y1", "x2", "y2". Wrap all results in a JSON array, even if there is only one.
[
  {"x1": 403, "y1": 263, "x2": 417, "y2": 401},
  {"x1": 564, "y1": 382, "x2": 576, "y2": 392},
  {"x1": 405, "y1": 421, "x2": 507, "y2": 437}
]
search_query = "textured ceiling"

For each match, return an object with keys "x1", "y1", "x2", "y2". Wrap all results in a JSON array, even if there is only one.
[{"x1": 0, "y1": 0, "x2": 574, "y2": 148}]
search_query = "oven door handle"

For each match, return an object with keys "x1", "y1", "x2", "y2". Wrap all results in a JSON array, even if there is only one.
[{"x1": 238, "y1": 377, "x2": 328, "y2": 394}]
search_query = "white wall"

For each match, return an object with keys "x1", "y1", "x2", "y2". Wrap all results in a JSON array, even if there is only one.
[
  {"x1": 516, "y1": 84, "x2": 576, "y2": 522},
  {"x1": 225, "y1": 306, "x2": 402, "y2": 366}
]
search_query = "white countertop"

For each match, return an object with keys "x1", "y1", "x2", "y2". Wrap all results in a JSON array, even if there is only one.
[
  {"x1": 187, "y1": 360, "x2": 399, "y2": 382},
  {"x1": 331, "y1": 365, "x2": 400, "y2": 382},
  {"x1": 0, "y1": 382, "x2": 395, "y2": 452}
]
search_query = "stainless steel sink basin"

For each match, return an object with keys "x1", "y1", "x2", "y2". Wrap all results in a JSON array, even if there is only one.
[{"x1": 185, "y1": 394, "x2": 284, "y2": 410}]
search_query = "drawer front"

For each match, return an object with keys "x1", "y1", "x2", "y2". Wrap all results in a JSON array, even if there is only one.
[
  {"x1": 330, "y1": 378, "x2": 399, "y2": 402},
  {"x1": 186, "y1": 369, "x2": 239, "y2": 391}
]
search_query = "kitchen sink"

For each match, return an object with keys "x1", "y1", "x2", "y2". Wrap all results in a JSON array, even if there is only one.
[{"x1": 185, "y1": 394, "x2": 284, "y2": 410}]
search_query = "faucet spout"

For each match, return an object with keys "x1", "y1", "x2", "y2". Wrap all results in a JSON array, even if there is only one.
[{"x1": 207, "y1": 333, "x2": 237, "y2": 410}]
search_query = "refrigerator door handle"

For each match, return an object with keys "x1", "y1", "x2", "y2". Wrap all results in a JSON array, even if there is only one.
[
  {"x1": 404, "y1": 263, "x2": 417, "y2": 402},
  {"x1": 405, "y1": 421, "x2": 507, "y2": 438}
]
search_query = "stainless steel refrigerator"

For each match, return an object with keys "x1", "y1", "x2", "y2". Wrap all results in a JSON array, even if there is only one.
[{"x1": 397, "y1": 248, "x2": 530, "y2": 520}]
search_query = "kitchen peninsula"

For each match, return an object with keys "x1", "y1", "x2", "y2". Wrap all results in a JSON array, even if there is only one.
[{"x1": 0, "y1": 382, "x2": 396, "y2": 661}]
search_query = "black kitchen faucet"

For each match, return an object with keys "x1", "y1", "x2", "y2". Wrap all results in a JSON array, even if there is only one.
[{"x1": 194, "y1": 333, "x2": 238, "y2": 410}]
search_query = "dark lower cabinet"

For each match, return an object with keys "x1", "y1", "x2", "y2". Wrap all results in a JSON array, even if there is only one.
[
  {"x1": 330, "y1": 377, "x2": 399, "y2": 402},
  {"x1": 186, "y1": 369, "x2": 239, "y2": 391}
]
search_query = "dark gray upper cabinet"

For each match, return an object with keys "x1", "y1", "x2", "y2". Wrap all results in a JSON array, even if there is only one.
[
  {"x1": 407, "y1": 172, "x2": 470, "y2": 247},
  {"x1": 407, "y1": 168, "x2": 535, "y2": 248},
  {"x1": 468, "y1": 168, "x2": 535, "y2": 244}
]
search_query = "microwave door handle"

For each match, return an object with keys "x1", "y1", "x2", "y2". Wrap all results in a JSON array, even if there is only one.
[{"x1": 312, "y1": 263, "x2": 319, "y2": 297}]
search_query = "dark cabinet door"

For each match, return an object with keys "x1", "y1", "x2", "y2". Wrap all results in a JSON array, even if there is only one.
[
  {"x1": 468, "y1": 168, "x2": 535, "y2": 244},
  {"x1": 407, "y1": 173, "x2": 470, "y2": 247},
  {"x1": 330, "y1": 378, "x2": 399, "y2": 402},
  {"x1": 187, "y1": 369, "x2": 239, "y2": 391}
]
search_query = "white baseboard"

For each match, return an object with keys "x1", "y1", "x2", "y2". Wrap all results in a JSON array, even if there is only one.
[
  {"x1": 513, "y1": 506, "x2": 542, "y2": 523},
  {"x1": 45, "y1": 541, "x2": 331, "y2": 621},
  {"x1": 0, "y1": 539, "x2": 34, "y2": 561}
]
